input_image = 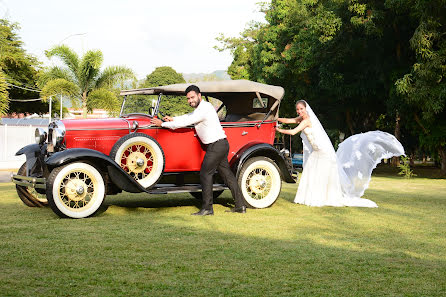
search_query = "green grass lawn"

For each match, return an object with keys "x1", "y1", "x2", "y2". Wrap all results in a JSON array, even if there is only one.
[{"x1": 0, "y1": 167, "x2": 445, "y2": 296}]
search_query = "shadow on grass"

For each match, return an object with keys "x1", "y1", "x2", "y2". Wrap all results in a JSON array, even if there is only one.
[{"x1": 104, "y1": 191, "x2": 236, "y2": 211}]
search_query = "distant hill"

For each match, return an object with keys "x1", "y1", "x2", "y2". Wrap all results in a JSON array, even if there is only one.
[{"x1": 182, "y1": 70, "x2": 231, "y2": 83}]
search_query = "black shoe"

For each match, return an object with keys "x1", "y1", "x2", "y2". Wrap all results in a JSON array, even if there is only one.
[
  {"x1": 225, "y1": 206, "x2": 246, "y2": 213},
  {"x1": 191, "y1": 209, "x2": 214, "y2": 216}
]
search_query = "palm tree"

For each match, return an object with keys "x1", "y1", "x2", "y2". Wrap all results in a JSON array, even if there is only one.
[{"x1": 39, "y1": 45, "x2": 135, "y2": 118}]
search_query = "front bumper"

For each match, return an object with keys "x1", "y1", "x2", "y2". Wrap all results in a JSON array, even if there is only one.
[{"x1": 12, "y1": 174, "x2": 46, "y2": 189}]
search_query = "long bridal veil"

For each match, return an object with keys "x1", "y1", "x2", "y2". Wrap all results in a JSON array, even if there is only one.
[
  {"x1": 301, "y1": 102, "x2": 405, "y2": 201},
  {"x1": 336, "y1": 131, "x2": 405, "y2": 198}
]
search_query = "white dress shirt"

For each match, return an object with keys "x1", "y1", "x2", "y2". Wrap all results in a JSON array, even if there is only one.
[{"x1": 161, "y1": 100, "x2": 226, "y2": 144}]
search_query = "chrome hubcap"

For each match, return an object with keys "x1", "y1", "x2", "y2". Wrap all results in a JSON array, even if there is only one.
[
  {"x1": 76, "y1": 186, "x2": 85, "y2": 195},
  {"x1": 136, "y1": 158, "x2": 145, "y2": 167}
]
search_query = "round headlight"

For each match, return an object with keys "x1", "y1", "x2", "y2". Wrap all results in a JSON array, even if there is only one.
[
  {"x1": 35, "y1": 128, "x2": 47, "y2": 145},
  {"x1": 51, "y1": 128, "x2": 65, "y2": 147}
]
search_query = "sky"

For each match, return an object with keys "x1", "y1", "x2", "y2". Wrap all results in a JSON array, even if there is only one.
[{"x1": 0, "y1": 0, "x2": 265, "y2": 79}]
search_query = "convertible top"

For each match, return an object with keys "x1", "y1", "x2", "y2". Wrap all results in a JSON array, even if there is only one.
[{"x1": 120, "y1": 80, "x2": 285, "y2": 102}]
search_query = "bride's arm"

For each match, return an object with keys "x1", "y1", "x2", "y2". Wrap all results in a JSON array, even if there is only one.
[
  {"x1": 277, "y1": 117, "x2": 300, "y2": 124},
  {"x1": 276, "y1": 119, "x2": 309, "y2": 136}
]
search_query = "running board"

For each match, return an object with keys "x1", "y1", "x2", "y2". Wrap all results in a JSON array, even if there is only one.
[{"x1": 147, "y1": 183, "x2": 228, "y2": 194}]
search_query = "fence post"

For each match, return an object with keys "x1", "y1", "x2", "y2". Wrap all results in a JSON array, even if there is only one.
[
  {"x1": 29, "y1": 125, "x2": 33, "y2": 144},
  {"x1": 3, "y1": 124, "x2": 7, "y2": 162},
  {"x1": 49, "y1": 96, "x2": 52, "y2": 124}
]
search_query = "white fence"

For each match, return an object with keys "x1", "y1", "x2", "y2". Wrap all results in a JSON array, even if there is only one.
[{"x1": 0, "y1": 125, "x2": 42, "y2": 169}]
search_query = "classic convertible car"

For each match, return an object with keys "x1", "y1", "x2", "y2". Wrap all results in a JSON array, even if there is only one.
[{"x1": 12, "y1": 80, "x2": 295, "y2": 218}]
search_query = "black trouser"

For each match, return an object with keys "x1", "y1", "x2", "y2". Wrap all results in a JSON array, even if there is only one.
[{"x1": 200, "y1": 138, "x2": 244, "y2": 210}]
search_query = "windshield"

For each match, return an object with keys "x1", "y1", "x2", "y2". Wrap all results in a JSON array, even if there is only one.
[
  {"x1": 120, "y1": 94, "x2": 227, "y2": 120},
  {"x1": 120, "y1": 95, "x2": 158, "y2": 116}
]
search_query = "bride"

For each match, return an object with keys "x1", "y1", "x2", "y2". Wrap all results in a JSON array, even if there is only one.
[{"x1": 276, "y1": 100, "x2": 405, "y2": 207}]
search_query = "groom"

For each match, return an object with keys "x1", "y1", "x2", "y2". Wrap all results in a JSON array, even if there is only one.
[{"x1": 150, "y1": 85, "x2": 246, "y2": 216}]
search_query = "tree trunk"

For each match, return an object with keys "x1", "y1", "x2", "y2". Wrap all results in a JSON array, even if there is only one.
[
  {"x1": 82, "y1": 91, "x2": 88, "y2": 119},
  {"x1": 345, "y1": 110, "x2": 354, "y2": 135},
  {"x1": 440, "y1": 146, "x2": 446, "y2": 176},
  {"x1": 409, "y1": 153, "x2": 415, "y2": 166},
  {"x1": 391, "y1": 111, "x2": 401, "y2": 166}
]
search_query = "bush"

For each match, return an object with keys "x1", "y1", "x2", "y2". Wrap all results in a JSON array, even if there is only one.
[{"x1": 398, "y1": 156, "x2": 417, "y2": 178}]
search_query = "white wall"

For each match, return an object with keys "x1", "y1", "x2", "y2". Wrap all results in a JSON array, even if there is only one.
[{"x1": 0, "y1": 125, "x2": 40, "y2": 169}]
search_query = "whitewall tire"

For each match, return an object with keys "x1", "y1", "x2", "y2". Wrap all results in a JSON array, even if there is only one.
[
  {"x1": 47, "y1": 162, "x2": 106, "y2": 218},
  {"x1": 238, "y1": 156, "x2": 282, "y2": 208}
]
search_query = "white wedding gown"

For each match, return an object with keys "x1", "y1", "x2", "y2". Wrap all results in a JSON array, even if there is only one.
[{"x1": 294, "y1": 104, "x2": 405, "y2": 207}]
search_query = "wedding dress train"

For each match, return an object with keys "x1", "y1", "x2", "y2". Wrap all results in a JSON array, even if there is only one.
[{"x1": 294, "y1": 105, "x2": 404, "y2": 207}]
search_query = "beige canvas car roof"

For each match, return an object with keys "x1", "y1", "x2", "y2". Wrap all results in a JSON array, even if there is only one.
[{"x1": 120, "y1": 79, "x2": 285, "y2": 101}]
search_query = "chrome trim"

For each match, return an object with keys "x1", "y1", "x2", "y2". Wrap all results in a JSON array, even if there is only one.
[
  {"x1": 54, "y1": 120, "x2": 65, "y2": 133},
  {"x1": 62, "y1": 120, "x2": 274, "y2": 132},
  {"x1": 154, "y1": 93, "x2": 162, "y2": 117},
  {"x1": 120, "y1": 118, "x2": 132, "y2": 133},
  {"x1": 12, "y1": 174, "x2": 46, "y2": 189},
  {"x1": 221, "y1": 121, "x2": 275, "y2": 128},
  {"x1": 48, "y1": 120, "x2": 66, "y2": 149},
  {"x1": 122, "y1": 113, "x2": 152, "y2": 117},
  {"x1": 66, "y1": 126, "x2": 158, "y2": 132},
  {"x1": 52, "y1": 128, "x2": 65, "y2": 147},
  {"x1": 119, "y1": 95, "x2": 127, "y2": 116},
  {"x1": 138, "y1": 124, "x2": 157, "y2": 129},
  {"x1": 132, "y1": 120, "x2": 139, "y2": 133},
  {"x1": 35, "y1": 128, "x2": 47, "y2": 144}
]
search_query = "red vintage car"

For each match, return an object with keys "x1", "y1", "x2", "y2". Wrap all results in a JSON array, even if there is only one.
[{"x1": 12, "y1": 80, "x2": 295, "y2": 218}]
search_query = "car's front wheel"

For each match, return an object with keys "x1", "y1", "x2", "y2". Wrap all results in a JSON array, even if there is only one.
[
  {"x1": 16, "y1": 162, "x2": 48, "y2": 207},
  {"x1": 238, "y1": 156, "x2": 282, "y2": 208},
  {"x1": 46, "y1": 162, "x2": 106, "y2": 218}
]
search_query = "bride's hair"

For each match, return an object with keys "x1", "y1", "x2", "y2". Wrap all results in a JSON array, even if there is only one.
[{"x1": 296, "y1": 100, "x2": 307, "y2": 107}]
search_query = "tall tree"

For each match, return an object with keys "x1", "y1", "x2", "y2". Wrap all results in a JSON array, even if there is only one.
[
  {"x1": 217, "y1": 1, "x2": 419, "y2": 153},
  {"x1": 39, "y1": 45, "x2": 136, "y2": 118},
  {"x1": 140, "y1": 66, "x2": 192, "y2": 116},
  {"x1": 394, "y1": 0, "x2": 446, "y2": 174},
  {"x1": 215, "y1": 23, "x2": 261, "y2": 80},
  {"x1": 0, "y1": 19, "x2": 44, "y2": 115}
]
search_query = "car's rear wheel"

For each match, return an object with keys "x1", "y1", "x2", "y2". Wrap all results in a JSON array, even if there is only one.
[
  {"x1": 16, "y1": 162, "x2": 48, "y2": 207},
  {"x1": 110, "y1": 133, "x2": 165, "y2": 189},
  {"x1": 190, "y1": 190, "x2": 224, "y2": 200},
  {"x1": 46, "y1": 162, "x2": 106, "y2": 218},
  {"x1": 238, "y1": 156, "x2": 282, "y2": 208}
]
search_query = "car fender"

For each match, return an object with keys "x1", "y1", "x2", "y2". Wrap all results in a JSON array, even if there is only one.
[
  {"x1": 15, "y1": 144, "x2": 47, "y2": 177},
  {"x1": 16, "y1": 143, "x2": 41, "y2": 156},
  {"x1": 230, "y1": 143, "x2": 295, "y2": 183},
  {"x1": 45, "y1": 148, "x2": 148, "y2": 193}
]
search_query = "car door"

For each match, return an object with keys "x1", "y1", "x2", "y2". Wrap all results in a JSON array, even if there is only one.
[{"x1": 155, "y1": 126, "x2": 205, "y2": 172}]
